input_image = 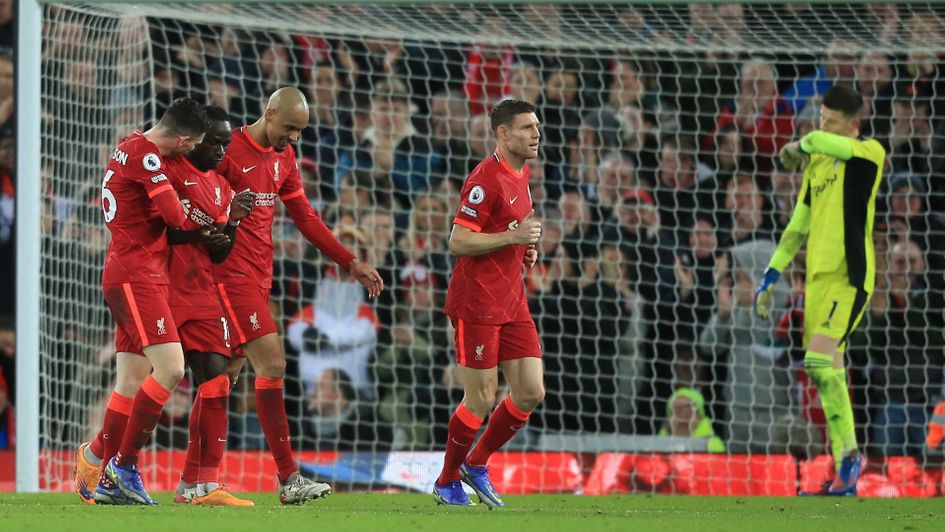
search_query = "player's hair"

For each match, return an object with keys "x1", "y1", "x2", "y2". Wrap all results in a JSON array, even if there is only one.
[
  {"x1": 158, "y1": 97, "x2": 210, "y2": 137},
  {"x1": 203, "y1": 105, "x2": 230, "y2": 124},
  {"x1": 821, "y1": 85, "x2": 863, "y2": 118},
  {"x1": 489, "y1": 98, "x2": 537, "y2": 134}
]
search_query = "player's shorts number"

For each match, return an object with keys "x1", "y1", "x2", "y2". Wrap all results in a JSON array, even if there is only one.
[{"x1": 101, "y1": 169, "x2": 117, "y2": 223}]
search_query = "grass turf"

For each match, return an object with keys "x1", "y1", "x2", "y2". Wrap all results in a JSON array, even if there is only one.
[{"x1": 1, "y1": 493, "x2": 943, "y2": 531}]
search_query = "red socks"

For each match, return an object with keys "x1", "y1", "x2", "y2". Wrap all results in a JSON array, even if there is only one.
[
  {"x1": 117, "y1": 376, "x2": 171, "y2": 466},
  {"x1": 255, "y1": 377, "x2": 297, "y2": 483},
  {"x1": 196, "y1": 375, "x2": 230, "y2": 484},
  {"x1": 467, "y1": 397, "x2": 531, "y2": 468},
  {"x1": 181, "y1": 392, "x2": 203, "y2": 484},
  {"x1": 90, "y1": 391, "x2": 133, "y2": 463},
  {"x1": 436, "y1": 404, "x2": 483, "y2": 485}
]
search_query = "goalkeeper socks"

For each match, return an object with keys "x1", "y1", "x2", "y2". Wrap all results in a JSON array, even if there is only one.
[
  {"x1": 466, "y1": 396, "x2": 531, "y2": 468},
  {"x1": 90, "y1": 391, "x2": 133, "y2": 464},
  {"x1": 117, "y1": 376, "x2": 172, "y2": 466},
  {"x1": 255, "y1": 377, "x2": 297, "y2": 483},
  {"x1": 197, "y1": 375, "x2": 230, "y2": 484},
  {"x1": 437, "y1": 404, "x2": 483, "y2": 485},
  {"x1": 804, "y1": 352, "x2": 857, "y2": 469},
  {"x1": 182, "y1": 391, "x2": 203, "y2": 484}
]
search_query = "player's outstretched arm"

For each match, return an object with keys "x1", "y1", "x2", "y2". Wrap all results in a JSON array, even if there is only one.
[
  {"x1": 799, "y1": 130, "x2": 855, "y2": 161},
  {"x1": 450, "y1": 211, "x2": 541, "y2": 257},
  {"x1": 282, "y1": 191, "x2": 383, "y2": 298}
]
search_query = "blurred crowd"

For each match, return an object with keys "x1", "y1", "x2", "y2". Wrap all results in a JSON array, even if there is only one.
[{"x1": 10, "y1": 3, "x2": 945, "y2": 458}]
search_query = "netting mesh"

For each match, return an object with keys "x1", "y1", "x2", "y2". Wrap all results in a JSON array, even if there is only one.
[{"x1": 37, "y1": 2, "x2": 945, "y2": 494}]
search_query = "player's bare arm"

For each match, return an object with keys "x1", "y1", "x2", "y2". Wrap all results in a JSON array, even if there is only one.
[{"x1": 449, "y1": 210, "x2": 541, "y2": 257}]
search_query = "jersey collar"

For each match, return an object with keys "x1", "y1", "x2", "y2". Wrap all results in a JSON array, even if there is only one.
[
  {"x1": 493, "y1": 150, "x2": 525, "y2": 177},
  {"x1": 241, "y1": 125, "x2": 273, "y2": 153}
]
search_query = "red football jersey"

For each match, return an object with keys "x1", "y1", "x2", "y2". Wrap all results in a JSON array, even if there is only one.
[
  {"x1": 164, "y1": 156, "x2": 230, "y2": 309},
  {"x1": 214, "y1": 126, "x2": 307, "y2": 289},
  {"x1": 444, "y1": 152, "x2": 533, "y2": 324},
  {"x1": 101, "y1": 132, "x2": 179, "y2": 285}
]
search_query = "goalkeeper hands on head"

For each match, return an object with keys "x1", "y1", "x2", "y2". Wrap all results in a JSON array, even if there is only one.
[{"x1": 752, "y1": 267, "x2": 781, "y2": 320}]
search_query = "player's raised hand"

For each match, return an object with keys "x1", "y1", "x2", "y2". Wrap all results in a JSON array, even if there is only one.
[
  {"x1": 348, "y1": 258, "x2": 384, "y2": 299},
  {"x1": 778, "y1": 141, "x2": 808, "y2": 171},
  {"x1": 510, "y1": 210, "x2": 542, "y2": 246},
  {"x1": 523, "y1": 245, "x2": 539, "y2": 269},
  {"x1": 229, "y1": 189, "x2": 256, "y2": 221},
  {"x1": 199, "y1": 225, "x2": 230, "y2": 253},
  {"x1": 752, "y1": 267, "x2": 781, "y2": 320}
]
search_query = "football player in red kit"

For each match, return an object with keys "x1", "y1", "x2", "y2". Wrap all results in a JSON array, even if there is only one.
[{"x1": 434, "y1": 99, "x2": 545, "y2": 508}]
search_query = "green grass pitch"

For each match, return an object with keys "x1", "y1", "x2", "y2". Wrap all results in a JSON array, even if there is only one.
[{"x1": 1, "y1": 493, "x2": 943, "y2": 531}]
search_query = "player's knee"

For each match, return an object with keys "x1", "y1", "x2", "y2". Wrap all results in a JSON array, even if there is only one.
[
  {"x1": 515, "y1": 385, "x2": 545, "y2": 412},
  {"x1": 256, "y1": 356, "x2": 286, "y2": 379},
  {"x1": 464, "y1": 384, "x2": 498, "y2": 418}
]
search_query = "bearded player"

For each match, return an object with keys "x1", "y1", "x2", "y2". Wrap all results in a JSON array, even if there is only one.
[
  {"x1": 75, "y1": 106, "x2": 255, "y2": 505},
  {"x1": 754, "y1": 85, "x2": 885, "y2": 496},
  {"x1": 215, "y1": 87, "x2": 384, "y2": 504},
  {"x1": 433, "y1": 98, "x2": 544, "y2": 508},
  {"x1": 82, "y1": 98, "x2": 208, "y2": 505}
]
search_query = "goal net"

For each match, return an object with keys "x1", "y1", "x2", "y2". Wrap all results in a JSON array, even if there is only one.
[{"x1": 35, "y1": 1, "x2": 945, "y2": 496}]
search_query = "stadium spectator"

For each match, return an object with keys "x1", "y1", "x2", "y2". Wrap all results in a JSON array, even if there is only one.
[
  {"x1": 541, "y1": 67, "x2": 583, "y2": 194},
  {"x1": 856, "y1": 51, "x2": 894, "y2": 138},
  {"x1": 698, "y1": 240, "x2": 792, "y2": 453},
  {"x1": 302, "y1": 62, "x2": 351, "y2": 197},
  {"x1": 886, "y1": 94, "x2": 933, "y2": 176},
  {"x1": 429, "y1": 90, "x2": 472, "y2": 184},
  {"x1": 673, "y1": 217, "x2": 720, "y2": 354},
  {"x1": 771, "y1": 166, "x2": 804, "y2": 229},
  {"x1": 506, "y1": 62, "x2": 542, "y2": 105},
  {"x1": 396, "y1": 192, "x2": 451, "y2": 288},
  {"x1": 900, "y1": 12, "x2": 945, "y2": 120},
  {"x1": 336, "y1": 36, "x2": 409, "y2": 93},
  {"x1": 886, "y1": 173, "x2": 945, "y2": 288},
  {"x1": 465, "y1": 112, "x2": 493, "y2": 168},
  {"x1": 658, "y1": 387, "x2": 726, "y2": 453},
  {"x1": 302, "y1": 367, "x2": 392, "y2": 451},
  {"x1": 0, "y1": 50, "x2": 13, "y2": 140},
  {"x1": 566, "y1": 109, "x2": 622, "y2": 194},
  {"x1": 706, "y1": 58, "x2": 793, "y2": 174},
  {"x1": 783, "y1": 37, "x2": 858, "y2": 114},
  {"x1": 334, "y1": 79, "x2": 441, "y2": 208},
  {"x1": 557, "y1": 189, "x2": 599, "y2": 278},
  {"x1": 653, "y1": 136, "x2": 713, "y2": 244},
  {"x1": 374, "y1": 267, "x2": 449, "y2": 449},
  {"x1": 718, "y1": 175, "x2": 773, "y2": 249},
  {"x1": 286, "y1": 225, "x2": 379, "y2": 398},
  {"x1": 850, "y1": 240, "x2": 945, "y2": 457},
  {"x1": 702, "y1": 125, "x2": 742, "y2": 194},
  {"x1": 463, "y1": 14, "x2": 513, "y2": 115},
  {"x1": 590, "y1": 154, "x2": 637, "y2": 223}
]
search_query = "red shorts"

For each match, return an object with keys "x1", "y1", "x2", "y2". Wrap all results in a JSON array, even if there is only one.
[
  {"x1": 172, "y1": 305, "x2": 232, "y2": 357},
  {"x1": 451, "y1": 318, "x2": 542, "y2": 370},
  {"x1": 104, "y1": 283, "x2": 180, "y2": 353},
  {"x1": 215, "y1": 281, "x2": 277, "y2": 347}
]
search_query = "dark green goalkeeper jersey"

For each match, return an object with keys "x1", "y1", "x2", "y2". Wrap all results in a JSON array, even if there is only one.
[{"x1": 768, "y1": 131, "x2": 885, "y2": 293}]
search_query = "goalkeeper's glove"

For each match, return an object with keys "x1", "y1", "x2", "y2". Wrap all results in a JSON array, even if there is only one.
[
  {"x1": 778, "y1": 143, "x2": 808, "y2": 171},
  {"x1": 752, "y1": 267, "x2": 781, "y2": 320}
]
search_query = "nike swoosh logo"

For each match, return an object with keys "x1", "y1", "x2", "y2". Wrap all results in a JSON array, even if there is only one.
[
  {"x1": 184, "y1": 180, "x2": 197, "y2": 186},
  {"x1": 242, "y1": 165, "x2": 256, "y2": 173},
  {"x1": 450, "y1": 438, "x2": 472, "y2": 447},
  {"x1": 509, "y1": 196, "x2": 518, "y2": 205}
]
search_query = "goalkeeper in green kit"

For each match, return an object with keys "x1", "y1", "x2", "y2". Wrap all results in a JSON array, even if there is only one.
[{"x1": 753, "y1": 85, "x2": 884, "y2": 496}]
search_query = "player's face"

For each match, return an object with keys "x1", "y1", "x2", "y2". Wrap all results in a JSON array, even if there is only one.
[
  {"x1": 500, "y1": 112, "x2": 541, "y2": 160},
  {"x1": 819, "y1": 106, "x2": 858, "y2": 137},
  {"x1": 266, "y1": 104, "x2": 309, "y2": 152},
  {"x1": 189, "y1": 120, "x2": 232, "y2": 171}
]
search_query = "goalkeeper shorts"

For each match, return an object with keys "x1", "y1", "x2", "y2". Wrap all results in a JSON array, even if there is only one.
[{"x1": 803, "y1": 270, "x2": 870, "y2": 352}]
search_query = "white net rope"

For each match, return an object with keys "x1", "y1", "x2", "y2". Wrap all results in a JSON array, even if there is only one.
[{"x1": 38, "y1": 2, "x2": 945, "y2": 493}]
